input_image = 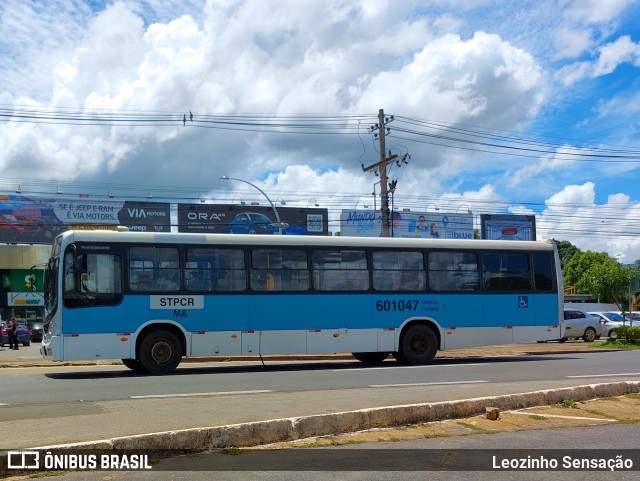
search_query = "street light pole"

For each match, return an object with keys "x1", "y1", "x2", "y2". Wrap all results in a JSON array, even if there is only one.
[{"x1": 220, "y1": 176, "x2": 284, "y2": 235}]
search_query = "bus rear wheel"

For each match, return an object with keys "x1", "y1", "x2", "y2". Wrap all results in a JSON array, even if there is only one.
[
  {"x1": 139, "y1": 330, "x2": 182, "y2": 375},
  {"x1": 352, "y1": 352, "x2": 390, "y2": 364},
  {"x1": 398, "y1": 324, "x2": 437, "y2": 365}
]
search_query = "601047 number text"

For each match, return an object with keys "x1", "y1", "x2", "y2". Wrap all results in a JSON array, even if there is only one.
[{"x1": 376, "y1": 300, "x2": 419, "y2": 312}]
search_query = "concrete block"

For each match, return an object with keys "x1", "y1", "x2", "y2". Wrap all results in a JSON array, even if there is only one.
[{"x1": 485, "y1": 407, "x2": 500, "y2": 420}]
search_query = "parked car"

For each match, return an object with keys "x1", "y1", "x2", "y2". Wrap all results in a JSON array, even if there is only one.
[
  {"x1": 0, "y1": 214, "x2": 26, "y2": 233},
  {"x1": 29, "y1": 322, "x2": 44, "y2": 342},
  {"x1": 560, "y1": 309, "x2": 606, "y2": 342},
  {"x1": 0, "y1": 321, "x2": 31, "y2": 347},
  {"x1": 587, "y1": 312, "x2": 634, "y2": 339},
  {"x1": 221, "y1": 212, "x2": 281, "y2": 235}
]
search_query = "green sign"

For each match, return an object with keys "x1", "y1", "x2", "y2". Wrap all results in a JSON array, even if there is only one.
[{"x1": 9, "y1": 269, "x2": 44, "y2": 292}]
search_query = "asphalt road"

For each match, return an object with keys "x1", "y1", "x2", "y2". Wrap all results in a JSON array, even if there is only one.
[{"x1": 1, "y1": 348, "x2": 639, "y2": 448}]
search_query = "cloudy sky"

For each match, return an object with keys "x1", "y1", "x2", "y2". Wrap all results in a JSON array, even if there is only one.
[{"x1": 1, "y1": 0, "x2": 640, "y2": 261}]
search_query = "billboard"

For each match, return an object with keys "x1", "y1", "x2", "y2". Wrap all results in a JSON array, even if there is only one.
[
  {"x1": 0, "y1": 195, "x2": 171, "y2": 244},
  {"x1": 340, "y1": 210, "x2": 474, "y2": 239},
  {"x1": 480, "y1": 214, "x2": 536, "y2": 241},
  {"x1": 8, "y1": 292, "x2": 44, "y2": 307},
  {"x1": 340, "y1": 210, "x2": 382, "y2": 237},
  {"x1": 1, "y1": 269, "x2": 44, "y2": 292},
  {"x1": 177, "y1": 204, "x2": 329, "y2": 236}
]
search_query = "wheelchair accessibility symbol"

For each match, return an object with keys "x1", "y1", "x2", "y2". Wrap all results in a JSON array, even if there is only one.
[{"x1": 518, "y1": 296, "x2": 528, "y2": 308}]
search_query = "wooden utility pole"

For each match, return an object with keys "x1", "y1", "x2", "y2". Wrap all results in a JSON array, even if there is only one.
[{"x1": 362, "y1": 109, "x2": 397, "y2": 237}]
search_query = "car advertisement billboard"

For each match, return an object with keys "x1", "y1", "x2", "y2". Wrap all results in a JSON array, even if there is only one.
[
  {"x1": 177, "y1": 204, "x2": 329, "y2": 236},
  {"x1": 340, "y1": 210, "x2": 474, "y2": 239},
  {"x1": 0, "y1": 194, "x2": 171, "y2": 244},
  {"x1": 480, "y1": 214, "x2": 536, "y2": 241}
]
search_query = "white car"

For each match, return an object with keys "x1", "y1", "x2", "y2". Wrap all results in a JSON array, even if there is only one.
[
  {"x1": 626, "y1": 311, "x2": 640, "y2": 323},
  {"x1": 587, "y1": 312, "x2": 633, "y2": 339},
  {"x1": 561, "y1": 309, "x2": 606, "y2": 342}
]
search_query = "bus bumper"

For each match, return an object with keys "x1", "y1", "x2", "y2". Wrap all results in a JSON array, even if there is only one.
[{"x1": 40, "y1": 336, "x2": 63, "y2": 361}]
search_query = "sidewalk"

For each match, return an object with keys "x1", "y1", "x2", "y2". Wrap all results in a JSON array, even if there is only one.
[{"x1": 0, "y1": 339, "x2": 621, "y2": 368}]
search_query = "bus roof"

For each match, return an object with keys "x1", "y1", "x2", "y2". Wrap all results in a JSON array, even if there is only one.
[{"x1": 55, "y1": 229, "x2": 556, "y2": 252}]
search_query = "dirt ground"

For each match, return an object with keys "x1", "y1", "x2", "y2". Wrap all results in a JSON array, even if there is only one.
[{"x1": 257, "y1": 393, "x2": 640, "y2": 449}]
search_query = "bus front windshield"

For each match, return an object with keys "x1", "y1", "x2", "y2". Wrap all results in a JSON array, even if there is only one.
[{"x1": 62, "y1": 246, "x2": 123, "y2": 308}]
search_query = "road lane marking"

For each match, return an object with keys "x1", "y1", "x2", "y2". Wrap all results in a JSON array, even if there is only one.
[
  {"x1": 567, "y1": 373, "x2": 640, "y2": 378},
  {"x1": 335, "y1": 363, "x2": 486, "y2": 372},
  {"x1": 370, "y1": 380, "x2": 489, "y2": 388},
  {"x1": 131, "y1": 389, "x2": 272, "y2": 399}
]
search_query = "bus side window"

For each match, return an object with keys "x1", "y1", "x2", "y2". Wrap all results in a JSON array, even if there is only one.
[
  {"x1": 428, "y1": 251, "x2": 479, "y2": 292},
  {"x1": 186, "y1": 248, "x2": 246, "y2": 292},
  {"x1": 532, "y1": 252, "x2": 554, "y2": 291},
  {"x1": 372, "y1": 251, "x2": 424, "y2": 291},
  {"x1": 251, "y1": 249, "x2": 308, "y2": 292},
  {"x1": 482, "y1": 253, "x2": 531, "y2": 291},
  {"x1": 155, "y1": 270, "x2": 179, "y2": 291},
  {"x1": 312, "y1": 250, "x2": 368, "y2": 291},
  {"x1": 186, "y1": 268, "x2": 212, "y2": 292}
]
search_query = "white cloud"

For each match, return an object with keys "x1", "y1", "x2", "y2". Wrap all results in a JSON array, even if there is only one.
[
  {"x1": 545, "y1": 181, "x2": 596, "y2": 205},
  {"x1": 597, "y1": 91, "x2": 640, "y2": 116},
  {"x1": 537, "y1": 182, "x2": 640, "y2": 263},
  {"x1": 355, "y1": 32, "x2": 544, "y2": 127},
  {"x1": 0, "y1": 1, "x2": 547, "y2": 192},
  {"x1": 550, "y1": 0, "x2": 637, "y2": 64},
  {"x1": 552, "y1": 27, "x2": 593, "y2": 59},
  {"x1": 563, "y1": 0, "x2": 632, "y2": 25},
  {"x1": 506, "y1": 145, "x2": 590, "y2": 188},
  {"x1": 555, "y1": 60, "x2": 591, "y2": 86},
  {"x1": 593, "y1": 35, "x2": 640, "y2": 76},
  {"x1": 555, "y1": 35, "x2": 640, "y2": 85}
]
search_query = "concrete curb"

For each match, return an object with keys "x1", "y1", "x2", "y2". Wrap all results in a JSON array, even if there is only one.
[{"x1": 33, "y1": 381, "x2": 640, "y2": 452}]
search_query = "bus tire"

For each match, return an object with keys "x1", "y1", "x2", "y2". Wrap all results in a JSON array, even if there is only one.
[
  {"x1": 392, "y1": 351, "x2": 407, "y2": 363},
  {"x1": 352, "y1": 352, "x2": 389, "y2": 364},
  {"x1": 139, "y1": 330, "x2": 182, "y2": 375},
  {"x1": 121, "y1": 359, "x2": 145, "y2": 372},
  {"x1": 399, "y1": 324, "x2": 437, "y2": 365}
]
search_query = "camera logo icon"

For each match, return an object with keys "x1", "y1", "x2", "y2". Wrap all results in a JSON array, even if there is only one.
[{"x1": 7, "y1": 451, "x2": 40, "y2": 469}]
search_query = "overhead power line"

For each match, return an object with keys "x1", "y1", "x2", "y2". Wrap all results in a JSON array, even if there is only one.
[{"x1": 1, "y1": 106, "x2": 639, "y2": 162}]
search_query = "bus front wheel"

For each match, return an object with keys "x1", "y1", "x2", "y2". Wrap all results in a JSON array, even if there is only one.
[
  {"x1": 398, "y1": 324, "x2": 437, "y2": 365},
  {"x1": 139, "y1": 330, "x2": 182, "y2": 375}
]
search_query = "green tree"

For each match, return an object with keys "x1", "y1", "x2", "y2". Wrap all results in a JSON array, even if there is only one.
[
  {"x1": 579, "y1": 257, "x2": 633, "y2": 310},
  {"x1": 553, "y1": 239, "x2": 581, "y2": 271},
  {"x1": 563, "y1": 250, "x2": 611, "y2": 292}
]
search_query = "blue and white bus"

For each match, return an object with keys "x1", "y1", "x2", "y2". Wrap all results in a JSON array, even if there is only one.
[{"x1": 41, "y1": 229, "x2": 564, "y2": 374}]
